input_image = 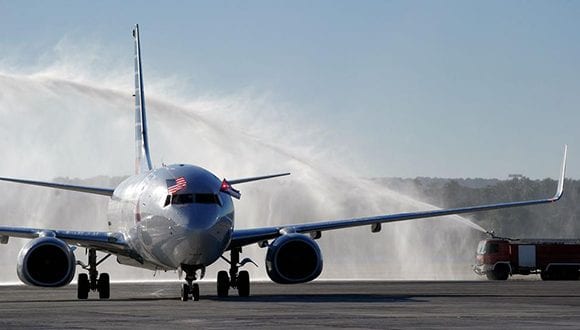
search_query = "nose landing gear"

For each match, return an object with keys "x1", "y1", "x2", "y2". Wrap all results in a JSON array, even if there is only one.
[
  {"x1": 217, "y1": 247, "x2": 254, "y2": 298},
  {"x1": 180, "y1": 265, "x2": 204, "y2": 301}
]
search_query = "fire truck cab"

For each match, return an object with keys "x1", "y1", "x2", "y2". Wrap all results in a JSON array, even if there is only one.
[{"x1": 474, "y1": 238, "x2": 580, "y2": 280}]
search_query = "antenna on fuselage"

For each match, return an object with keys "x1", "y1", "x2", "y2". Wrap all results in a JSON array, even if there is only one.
[{"x1": 133, "y1": 24, "x2": 153, "y2": 174}]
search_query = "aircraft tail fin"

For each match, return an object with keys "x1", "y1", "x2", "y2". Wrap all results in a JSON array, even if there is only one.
[{"x1": 133, "y1": 24, "x2": 153, "y2": 174}]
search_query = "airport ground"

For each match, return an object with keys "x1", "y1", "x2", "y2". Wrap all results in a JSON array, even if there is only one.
[{"x1": 0, "y1": 280, "x2": 579, "y2": 329}]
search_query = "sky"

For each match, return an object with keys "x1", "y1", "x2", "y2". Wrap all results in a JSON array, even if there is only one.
[{"x1": 0, "y1": 0, "x2": 579, "y2": 179}]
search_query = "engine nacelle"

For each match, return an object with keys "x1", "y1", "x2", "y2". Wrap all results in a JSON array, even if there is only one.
[
  {"x1": 17, "y1": 237, "x2": 76, "y2": 287},
  {"x1": 266, "y1": 233, "x2": 323, "y2": 284}
]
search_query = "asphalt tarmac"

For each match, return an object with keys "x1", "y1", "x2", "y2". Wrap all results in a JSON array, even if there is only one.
[{"x1": 0, "y1": 280, "x2": 579, "y2": 329}]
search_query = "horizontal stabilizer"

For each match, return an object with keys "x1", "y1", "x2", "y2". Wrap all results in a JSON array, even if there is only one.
[
  {"x1": 221, "y1": 173, "x2": 290, "y2": 200},
  {"x1": 0, "y1": 177, "x2": 114, "y2": 197},
  {"x1": 227, "y1": 173, "x2": 290, "y2": 185}
]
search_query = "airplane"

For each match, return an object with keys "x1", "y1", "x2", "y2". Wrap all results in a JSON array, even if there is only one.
[{"x1": 0, "y1": 24, "x2": 568, "y2": 302}]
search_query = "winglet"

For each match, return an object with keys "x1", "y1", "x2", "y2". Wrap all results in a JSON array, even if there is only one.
[
  {"x1": 552, "y1": 144, "x2": 567, "y2": 201},
  {"x1": 133, "y1": 24, "x2": 153, "y2": 174}
]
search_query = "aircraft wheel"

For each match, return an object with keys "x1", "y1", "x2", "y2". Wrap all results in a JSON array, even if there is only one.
[
  {"x1": 217, "y1": 271, "x2": 230, "y2": 297},
  {"x1": 237, "y1": 270, "x2": 250, "y2": 297},
  {"x1": 192, "y1": 283, "x2": 200, "y2": 301},
  {"x1": 77, "y1": 273, "x2": 89, "y2": 300},
  {"x1": 181, "y1": 283, "x2": 190, "y2": 302},
  {"x1": 98, "y1": 273, "x2": 110, "y2": 299}
]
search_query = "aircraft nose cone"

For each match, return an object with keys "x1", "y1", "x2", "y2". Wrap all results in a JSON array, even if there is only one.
[
  {"x1": 174, "y1": 205, "x2": 219, "y2": 230},
  {"x1": 170, "y1": 208, "x2": 232, "y2": 266}
]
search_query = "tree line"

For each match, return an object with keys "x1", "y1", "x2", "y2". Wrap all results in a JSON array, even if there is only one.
[{"x1": 374, "y1": 177, "x2": 580, "y2": 239}]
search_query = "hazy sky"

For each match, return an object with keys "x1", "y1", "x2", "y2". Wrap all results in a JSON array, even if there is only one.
[{"x1": 1, "y1": 1, "x2": 579, "y2": 179}]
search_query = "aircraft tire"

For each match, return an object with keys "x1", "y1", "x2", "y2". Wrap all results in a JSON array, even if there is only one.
[
  {"x1": 98, "y1": 273, "x2": 110, "y2": 299},
  {"x1": 237, "y1": 270, "x2": 250, "y2": 297},
  {"x1": 181, "y1": 283, "x2": 190, "y2": 302},
  {"x1": 192, "y1": 283, "x2": 200, "y2": 301},
  {"x1": 217, "y1": 271, "x2": 229, "y2": 297},
  {"x1": 77, "y1": 273, "x2": 89, "y2": 299}
]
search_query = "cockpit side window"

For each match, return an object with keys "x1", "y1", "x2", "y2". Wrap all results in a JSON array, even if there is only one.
[{"x1": 164, "y1": 193, "x2": 221, "y2": 207}]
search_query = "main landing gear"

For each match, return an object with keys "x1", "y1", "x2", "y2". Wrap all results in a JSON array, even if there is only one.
[
  {"x1": 180, "y1": 265, "x2": 204, "y2": 302},
  {"x1": 77, "y1": 249, "x2": 112, "y2": 300},
  {"x1": 217, "y1": 247, "x2": 253, "y2": 298}
]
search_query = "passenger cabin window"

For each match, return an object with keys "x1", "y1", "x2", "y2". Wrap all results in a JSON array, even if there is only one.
[{"x1": 164, "y1": 193, "x2": 221, "y2": 207}]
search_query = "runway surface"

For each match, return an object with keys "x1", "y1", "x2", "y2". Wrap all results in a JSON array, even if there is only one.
[{"x1": 0, "y1": 280, "x2": 580, "y2": 329}]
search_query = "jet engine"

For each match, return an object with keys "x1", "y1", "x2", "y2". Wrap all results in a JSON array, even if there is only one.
[
  {"x1": 266, "y1": 233, "x2": 323, "y2": 284},
  {"x1": 17, "y1": 237, "x2": 76, "y2": 287}
]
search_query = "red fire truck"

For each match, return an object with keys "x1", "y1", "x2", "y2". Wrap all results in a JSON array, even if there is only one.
[{"x1": 474, "y1": 238, "x2": 580, "y2": 280}]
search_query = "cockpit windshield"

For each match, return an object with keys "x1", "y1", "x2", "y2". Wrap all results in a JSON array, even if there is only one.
[{"x1": 164, "y1": 193, "x2": 221, "y2": 207}]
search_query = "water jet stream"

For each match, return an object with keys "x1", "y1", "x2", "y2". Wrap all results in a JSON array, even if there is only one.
[{"x1": 0, "y1": 73, "x2": 482, "y2": 282}]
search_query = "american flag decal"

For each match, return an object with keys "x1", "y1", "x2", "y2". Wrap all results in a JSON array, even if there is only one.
[{"x1": 167, "y1": 177, "x2": 187, "y2": 194}]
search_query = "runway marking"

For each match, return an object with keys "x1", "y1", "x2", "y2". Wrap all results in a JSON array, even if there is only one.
[{"x1": 150, "y1": 288, "x2": 168, "y2": 297}]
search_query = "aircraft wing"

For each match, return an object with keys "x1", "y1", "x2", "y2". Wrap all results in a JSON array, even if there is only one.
[
  {"x1": 229, "y1": 145, "x2": 567, "y2": 249},
  {"x1": 0, "y1": 226, "x2": 132, "y2": 256}
]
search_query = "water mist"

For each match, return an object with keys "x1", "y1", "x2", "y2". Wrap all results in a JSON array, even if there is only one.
[{"x1": 0, "y1": 72, "x2": 484, "y2": 283}]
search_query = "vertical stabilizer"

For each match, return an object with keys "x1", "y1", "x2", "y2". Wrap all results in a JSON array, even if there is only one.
[{"x1": 132, "y1": 24, "x2": 153, "y2": 174}]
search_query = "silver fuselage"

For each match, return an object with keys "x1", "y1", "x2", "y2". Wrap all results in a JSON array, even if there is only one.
[{"x1": 107, "y1": 164, "x2": 234, "y2": 270}]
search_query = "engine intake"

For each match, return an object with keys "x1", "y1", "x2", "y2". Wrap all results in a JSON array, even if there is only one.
[
  {"x1": 266, "y1": 233, "x2": 323, "y2": 284},
  {"x1": 17, "y1": 237, "x2": 76, "y2": 287}
]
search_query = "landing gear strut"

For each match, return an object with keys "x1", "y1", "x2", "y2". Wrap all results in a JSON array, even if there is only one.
[
  {"x1": 77, "y1": 248, "x2": 111, "y2": 299},
  {"x1": 180, "y1": 265, "x2": 203, "y2": 302},
  {"x1": 217, "y1": 247, "x2": 251, "y2": 298}
]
